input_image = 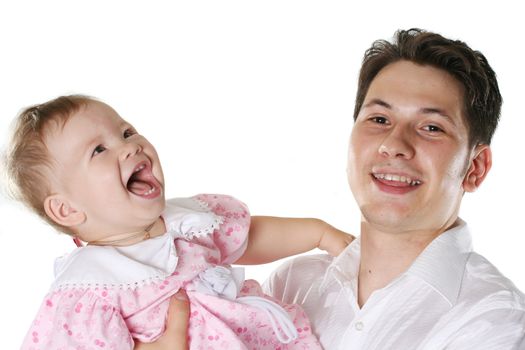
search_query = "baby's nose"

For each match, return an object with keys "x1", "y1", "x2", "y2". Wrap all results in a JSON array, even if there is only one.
[{"x1": 120, "y1": 141, "x2": 142, "y2": 160}]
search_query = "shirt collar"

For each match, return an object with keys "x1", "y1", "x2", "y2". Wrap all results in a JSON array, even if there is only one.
[
  {"x1": 320, "y1": 235, "x2": 361, "y2": 292},
  {"x1": 406, "y1": 219, "x2": 472, "y2": 305},
  {"x1": 321, "y1": 219, "x2": 473, "y2": 306}
]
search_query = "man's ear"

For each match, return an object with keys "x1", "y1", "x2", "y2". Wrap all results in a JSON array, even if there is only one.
[
  {"x1": 43, "y1": 195, "x2": 86, "y2": 227},
  {"x1": 462, "y1": 144, "x2": 492, "y2": 193}
]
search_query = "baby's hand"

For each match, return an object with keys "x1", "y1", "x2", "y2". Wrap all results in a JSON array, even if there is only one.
[{"x1": 319, "y1": 223, "x2": 355, "y2": 257}]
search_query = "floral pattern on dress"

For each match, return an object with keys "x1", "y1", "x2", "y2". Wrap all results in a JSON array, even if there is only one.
[{"x1": 21, "y1": 194, "x2": 321, "y2": 349}]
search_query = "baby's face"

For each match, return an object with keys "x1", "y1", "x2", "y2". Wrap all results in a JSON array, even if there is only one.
[{"x1": 44, "y1": 101, "x2": 165, "y2": 241}]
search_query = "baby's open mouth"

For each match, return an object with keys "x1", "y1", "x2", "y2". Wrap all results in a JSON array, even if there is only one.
[{"x1": 127, "y1": 162, "x2": 161, "y2": 197}]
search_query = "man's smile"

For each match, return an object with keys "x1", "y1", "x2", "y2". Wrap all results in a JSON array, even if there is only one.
[
  {"x1": 371, "y1": 172, "x2": 423, "y2": 195},
  {"x1": 372, "y1": 173, "x2": 422, "y2": 186}
]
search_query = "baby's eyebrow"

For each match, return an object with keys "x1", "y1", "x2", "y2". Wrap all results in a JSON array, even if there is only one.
[
  {"x1": 59, "y1": 136, "x2": 93, "y2": 161},
  {"x1": 81, "y1": 136, "x2": 100, "y2": 154},
  {"x1": 120, "y1": 121, "x2": 134, "y2": 130}
]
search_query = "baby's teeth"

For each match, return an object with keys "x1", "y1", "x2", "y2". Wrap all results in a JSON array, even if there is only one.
[{"x1": 143, "y1": 187, "x2": 156, "y2": 196}]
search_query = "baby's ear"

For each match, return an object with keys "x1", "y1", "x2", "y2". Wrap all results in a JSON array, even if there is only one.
[{"x1": 44, "y1": 195, "x2": 86, "y2": 227}]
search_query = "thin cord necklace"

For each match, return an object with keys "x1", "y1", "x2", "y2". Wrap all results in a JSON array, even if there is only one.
[{"x1": 88, "y1": 220, "x2": 157, "y2": 247}]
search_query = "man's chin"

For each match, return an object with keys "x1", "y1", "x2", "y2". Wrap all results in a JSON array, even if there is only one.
[{"x1": 359, "y1": 204, "x2": 414, "y2": 232}]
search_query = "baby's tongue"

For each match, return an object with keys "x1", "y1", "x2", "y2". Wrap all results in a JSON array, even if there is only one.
[{"x1": 128, "y1": 180, "x2": 151, "y2": 196}]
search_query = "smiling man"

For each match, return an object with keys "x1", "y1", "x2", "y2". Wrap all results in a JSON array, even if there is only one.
[{"x1": 265, "y1": 29, "x2": 525, "y2": 349}]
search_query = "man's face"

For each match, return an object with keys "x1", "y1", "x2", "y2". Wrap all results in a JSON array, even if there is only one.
[
  {"x1": 44, "y1": 101, "x2": 165, "y2": 241},
  {"x1": 348, "y1": 60, "x2": 476, "y2": 234}
]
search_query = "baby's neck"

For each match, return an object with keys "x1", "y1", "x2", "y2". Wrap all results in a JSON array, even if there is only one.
[
  {"x1": 88, "y1": 217, "x2": 166, "y2": 247},
  {"x1": 149, "y1": 216, "x2": 167, "y2": 237}
]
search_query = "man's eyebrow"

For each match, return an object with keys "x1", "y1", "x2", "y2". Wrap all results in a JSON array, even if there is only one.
[
  {"x1": 363, "y1": 98, "x2": 392, "y2": 109},
  {"x1": 420, "y1": 107, "x2": 456, "y2": 124},
  {"x1": 363, "y1": 99, "x2": 457, "y2": 125}
]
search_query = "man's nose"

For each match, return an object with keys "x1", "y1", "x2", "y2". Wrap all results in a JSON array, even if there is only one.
[
  {"x1": 119, "y1": 140, "x2": 143, "y2": 161},
  {"x1": 378, "y1": 127, "x2": 415, "y2": 159}
]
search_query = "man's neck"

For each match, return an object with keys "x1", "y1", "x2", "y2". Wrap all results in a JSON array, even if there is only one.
[{"x1": 357, "y1": 219, "x2": 458, "y2": 307}]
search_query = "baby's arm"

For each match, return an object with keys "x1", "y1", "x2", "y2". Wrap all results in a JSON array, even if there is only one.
[{"x1": 235, "y1": 216, "x2": 354, "y2": 265}]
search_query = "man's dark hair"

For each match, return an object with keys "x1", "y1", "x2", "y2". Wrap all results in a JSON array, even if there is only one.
[{"x1": 354, "y1": 28, "x2": 502, "y2": 146}]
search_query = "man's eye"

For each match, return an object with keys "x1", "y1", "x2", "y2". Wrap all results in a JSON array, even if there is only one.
[
  {"x1": 371, "y1": 116, "x2": 388, "y2": 124},
  {"x1": 123, "y1": 128, "x2": 136, "y2": 138},
  {"x1": 92, "y1": 145, "x2": 106, "y2": 157},
  {"x1": 423, "y1": 125, "x2": 443, "y2": 133}
]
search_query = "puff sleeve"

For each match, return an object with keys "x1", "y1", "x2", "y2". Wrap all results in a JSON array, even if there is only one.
[
  {"x1": 194, "y1": 194, "x2": 251, "y2": 265},
  {"x1": 21, "y1": 289, "x2": 133, "y2": 350}
]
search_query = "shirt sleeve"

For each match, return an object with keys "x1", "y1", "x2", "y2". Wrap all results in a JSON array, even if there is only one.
[
  {"x1": 263, "y1": 253, "x2": 333, "y2": 304},
  {"x1": 21, "y1": 289, "x2": 134, "y2": 350},
  {"x1": 442, "y1": 308, "x2": 525, "y2": 350},
  {"x1": 194, "y1": 194, "x2": 251, "y2": 265},
  {"x1": 263, "y1": 257, "x2": 294, "y2": 302}
]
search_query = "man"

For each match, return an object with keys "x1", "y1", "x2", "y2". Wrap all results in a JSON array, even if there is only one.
[
  {"x1": 151, "y1": 29, "x2": 525, "y2": 349},
  {"x1": 264, "y1": 28, "x2": 525, "y2": 349}
]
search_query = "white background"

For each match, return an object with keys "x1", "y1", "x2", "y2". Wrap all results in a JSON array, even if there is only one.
[{"x1": 1, "y1": 1, "x2": 524, "y2": 347}]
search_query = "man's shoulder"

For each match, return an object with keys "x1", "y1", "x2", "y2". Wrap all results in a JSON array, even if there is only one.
[
  {"x1": 263, "y1": 253, "x2": 334, "y2": 300},
  {"x1": 273, "y1": 253, "x2": 334, "y2": 281},
  {"x1": 461, "y1": 251, "x2": 525, "y2": 310}
]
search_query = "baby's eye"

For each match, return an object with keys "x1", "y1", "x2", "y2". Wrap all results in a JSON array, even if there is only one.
[
  {"x1": 92, "y1": 145, "x2": 106, "y2": 157},
  {"x1": 123, "y1": 128, "x2": 136, "y2": 138}
]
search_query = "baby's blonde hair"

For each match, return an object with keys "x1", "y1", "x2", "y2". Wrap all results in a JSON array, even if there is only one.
[{"x1": 4, "y1": 95, "x2": 96, "y2": 234}]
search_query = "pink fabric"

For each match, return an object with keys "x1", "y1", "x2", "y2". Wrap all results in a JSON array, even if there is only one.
[{"x1": 21, "y1": 194, "x2": 321, "y2": 349}]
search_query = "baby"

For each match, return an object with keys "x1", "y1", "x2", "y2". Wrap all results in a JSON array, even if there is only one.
[{"x1": 6, "y1": 95, "x2": 353, "y2": 349}]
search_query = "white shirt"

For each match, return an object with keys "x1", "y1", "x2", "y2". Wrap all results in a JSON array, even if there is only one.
[{"x1": 264, "y1": 220, "x2": 525, "y2": 349}]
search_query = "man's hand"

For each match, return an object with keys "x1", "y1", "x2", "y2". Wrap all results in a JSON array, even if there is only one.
[
  {"x1": 134, "y1": 290, "x2": 190, "y2": 350},
  {"x1": 319, "y1": 223, "x2": 355, "y2": 257}
]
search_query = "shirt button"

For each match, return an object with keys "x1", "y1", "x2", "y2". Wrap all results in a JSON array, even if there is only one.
[{"x1": 355, "y1": 321, "x2": 364, "y2": 331}]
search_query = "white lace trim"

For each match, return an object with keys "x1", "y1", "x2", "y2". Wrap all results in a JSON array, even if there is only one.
[
  {"x1": 54, "y1": 276, "x2": 173, "y2": 291},
  {"x1": 51, "y1": 233, "x2": 180, "y2": 291},
  {"x1": 178, "y1": 198, "x2": 224, "y2": 239},
  {"x1": 51, "y1": 196, "x2": 223, "y2": 291}
]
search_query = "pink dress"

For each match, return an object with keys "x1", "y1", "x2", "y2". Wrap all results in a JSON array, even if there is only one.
[{"x1": 21, "y1": 194, "x2": 321, "y2": 349}]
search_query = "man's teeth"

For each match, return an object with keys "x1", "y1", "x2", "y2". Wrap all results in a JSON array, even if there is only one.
[{"x1": 373, "y1": 173, "x2": 421, "y2": 186}]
